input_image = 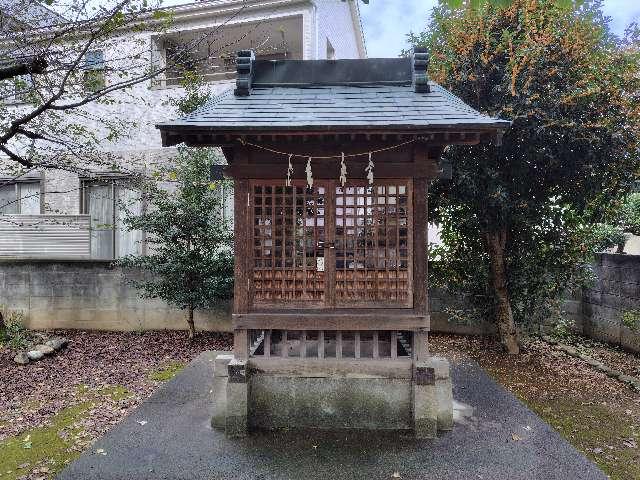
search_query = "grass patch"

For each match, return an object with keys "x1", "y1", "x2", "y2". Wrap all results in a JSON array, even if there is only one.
[
  {"x1": 0, "y1": 402, "x2": 92, "y2": 480},
  {"x1": 148, "y1": 362, "x2": 185, "y2": 382}
]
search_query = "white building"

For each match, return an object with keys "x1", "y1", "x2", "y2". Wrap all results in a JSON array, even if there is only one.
[{"x1": 0, "y1": 0, "x2": 366, "y2": 260}]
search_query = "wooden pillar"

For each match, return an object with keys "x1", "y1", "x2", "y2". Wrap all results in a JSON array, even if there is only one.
[
  {"x1": 233, "y1": 177, "x2": 250, "y2": 360},
  {"x1": 413, "y1": 176, "x2": 429, "y2": 363}
]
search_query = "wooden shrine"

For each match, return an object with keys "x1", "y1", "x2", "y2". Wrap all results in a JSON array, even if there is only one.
[{"x1": 157, "y1": 49, "x2": 509, "y2": 438}]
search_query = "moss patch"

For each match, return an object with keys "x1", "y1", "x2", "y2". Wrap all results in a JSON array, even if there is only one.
[
  {"x1": 481, "y1": 364, "x2": 640, "y2": 480},
  {"x1": 75, "y1": 384, "x2": 132, "y2": 402},
  {"x1": 0, "y1": 402, "x2": 92, "y2": 480},
  {"x1": 525, "y1": 399, "x2": 640, "y2": 480},
  {"x1": 148, "y1": 362, "x2": 185, "y2": 382},
  {"x1": 0, "y1": 385, "x2": 133, "y2": 479},
  {"x1": 97, "y1": 385, "x2": 131, "y2": 401}
]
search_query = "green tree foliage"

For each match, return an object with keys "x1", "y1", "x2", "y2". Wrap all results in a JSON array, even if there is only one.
[
  {"x1": 118, "y1": 149, "x2": 233, "y2": 338},
  {"x1": 411, "y1": 0, "x2": 640, "y2": 352},
  {"x1": 118, "y1": 73, "x2": 233, "y2": 339},
  {"x1": 590, "y1": 192, "x2": 640, "y2": 253}
]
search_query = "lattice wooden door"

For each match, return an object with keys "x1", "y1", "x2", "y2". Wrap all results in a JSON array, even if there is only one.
[
  {"x1": 251, "y1": 182, "x2": 327, "y2": 308},
  {"x1": 334, "y1": 182, "x2": 413, "y2": 308},
  {"x1": 249, "y1": 180, "x2": 412, "y2": 309}
]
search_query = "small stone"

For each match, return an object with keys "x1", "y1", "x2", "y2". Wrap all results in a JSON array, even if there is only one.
[
  {"x1": 581, "y1": 355, "x2": 604, "y2": 368},
  {"x1": 34, "y1": 344, "x2": 55, "y2": 355},
  {"x1": 45, "y1": 337, "x2": 69, "y2": 351},
  {"x1": 26, "y1": 350, "x2": 44, "y2": 361},
  {"x1": 13, "y1": 352, "x2": 29, "y2": 365},
  {"x1": 594, "y1": 363, "x2": 609, "y2": 373},
  {"x1": 619, "y1": 375, "x2": 638, "y2": 384}
]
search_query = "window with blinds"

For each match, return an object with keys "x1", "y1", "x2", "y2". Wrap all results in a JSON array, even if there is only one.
[{"x1": 80, "y1": 178, "x2": 143, "y2": 260}]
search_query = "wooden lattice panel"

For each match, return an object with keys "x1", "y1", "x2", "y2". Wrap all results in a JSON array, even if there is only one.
[
  {"x1": 335, "y1": 182, "x2": 412, "y2": 307},
  {"x1": 251, "y1": 183, "x2": 326, "y2": 306},
  {"x1": 249, "y1": 329, "x2": 414, "y2": 359}
]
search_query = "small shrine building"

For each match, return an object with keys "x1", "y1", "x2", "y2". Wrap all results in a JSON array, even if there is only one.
[{"x1": 157, "y1": 49, "x2": 509, "y2": 438}]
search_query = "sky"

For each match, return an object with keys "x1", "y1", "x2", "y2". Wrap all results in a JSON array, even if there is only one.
[{"x1": 359, "y1": 0, "x2": 640, "y2": 58}]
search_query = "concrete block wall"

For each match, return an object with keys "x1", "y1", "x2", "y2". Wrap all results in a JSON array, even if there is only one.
[
  {"x1": 429, "y1": 287, "x2": 496, "y2": 335},
  {"x1": 0, "y1": 260, "x2": 231, "y2": 332},
  {"x1": 582, "y1": 253, "x2": 640, "y2": 353},
  {"x1": 2, "y1": 255, "x2": 640, "y2": 354}
]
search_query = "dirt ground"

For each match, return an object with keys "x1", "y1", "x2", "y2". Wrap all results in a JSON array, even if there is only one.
[
  {"x1": 0, "y1": 330, "x2": 232, "y2": 480},
  {"x1": 430, "y1": 333, "x2": 640, "y2": 480},
  {"x1": 1, "y1": 330, "x2": 638, "y2": 480}
]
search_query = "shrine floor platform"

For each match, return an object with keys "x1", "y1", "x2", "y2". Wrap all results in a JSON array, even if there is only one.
[{"x1": 57, "y1": 351, "x2": 606, "y2": 480}]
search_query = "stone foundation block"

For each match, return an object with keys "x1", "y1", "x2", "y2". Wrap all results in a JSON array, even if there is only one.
[
  {"x1": 429, "y1": 356, "x2": 453, "y2": 431},
  {"x1": 225, "y1": 358, "x2": 248, "y2": 438},
  {"x1": 413, "y1": 362, "x2": 438, "y2": 439},
  {"x1": 211, "y1": 354, "x2": 232, "y2": 429}
]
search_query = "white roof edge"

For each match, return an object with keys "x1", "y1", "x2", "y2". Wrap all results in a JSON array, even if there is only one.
[{"x1": 157, "y1": 0, "x2": 312, "y2": 20}]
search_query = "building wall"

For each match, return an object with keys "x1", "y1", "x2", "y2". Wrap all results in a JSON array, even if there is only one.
[
  {"x1": 315, "y1": 0, "x2": 362, "y2": 59},
  {"x1": 1, "y1": 0, "x2": 363, "y2": 227}
]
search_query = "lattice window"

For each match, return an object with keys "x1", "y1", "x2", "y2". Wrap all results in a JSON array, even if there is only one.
[
  {"x1": 252, "y1": 183, "x2": 325, "y2": 306},
  {"x1": 335, "y1": 182, "x2": 412, "y2": 307},
  {"x1": 249, "y1": 329, "x2": 413, "y2": 359}
]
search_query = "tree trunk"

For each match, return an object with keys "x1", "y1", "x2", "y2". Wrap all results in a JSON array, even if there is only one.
[
  {"x1": 186, "y1": 306, "x2": 195, "y2": 340},
  {"x1": 486, "y1": 229, "x2": 520, "y2": 355}
]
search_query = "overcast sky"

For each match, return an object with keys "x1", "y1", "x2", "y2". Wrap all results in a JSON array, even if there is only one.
[{"x1": 360, "y1": 0, "x2": 640, "y2": 58}]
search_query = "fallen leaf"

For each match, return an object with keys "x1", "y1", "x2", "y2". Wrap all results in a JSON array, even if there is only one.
[
  {"x1": 96, "y1": 448, "x2": 107, "y2": 455},
  {"x1": 511, "y1": 433, "x2": 522, "y2": 441}
]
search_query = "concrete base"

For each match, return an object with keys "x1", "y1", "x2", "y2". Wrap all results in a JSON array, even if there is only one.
[{"x1": 213, "y1": 354, "x2": 453, "y2": 439}]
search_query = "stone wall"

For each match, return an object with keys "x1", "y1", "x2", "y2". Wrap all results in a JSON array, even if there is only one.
[
  {"x1": 0, "y1": 260, "x2": 231, "y2": 332},
  {"x1": 582, "y1": 253, "x2": 640, "y2": 353}
]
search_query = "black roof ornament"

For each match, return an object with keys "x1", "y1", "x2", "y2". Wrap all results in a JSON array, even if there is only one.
[
  {"x1": 234, "y1": 50, "x2": 255, "y2": 97},
  {"x1": 412, "y1": 47, "x2": 430, "y2": 94}
]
